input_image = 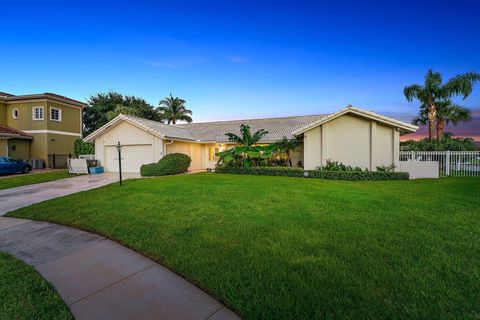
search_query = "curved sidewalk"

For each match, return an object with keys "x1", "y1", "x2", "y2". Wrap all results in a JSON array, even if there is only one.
[{"x1": 0, "y1": 217, "x2": 239, "y2": 320}]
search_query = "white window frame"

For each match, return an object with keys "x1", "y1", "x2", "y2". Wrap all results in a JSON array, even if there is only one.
[
  {"x1": 12, "y1": 108, "x2": 19, "y2": 120},
  {"x1": 50, "y1": 107, "x2": 62, "y2": 122},
  {"x1": 32, "y1": 106, "x2": 44, "y2": 121}
]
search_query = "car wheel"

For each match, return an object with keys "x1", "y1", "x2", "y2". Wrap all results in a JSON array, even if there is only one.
[{"x1": 23, "y1": 167, "x2": 31, "y2": 174}]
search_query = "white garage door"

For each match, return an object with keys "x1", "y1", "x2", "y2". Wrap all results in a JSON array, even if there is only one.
[{"x1": 105, "y1": 145, "x2": 154, "y2": 173}]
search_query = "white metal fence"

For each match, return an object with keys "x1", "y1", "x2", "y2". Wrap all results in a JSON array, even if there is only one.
[{"x1": 399, "y1": 151, "x2": 480, "y2": 177}]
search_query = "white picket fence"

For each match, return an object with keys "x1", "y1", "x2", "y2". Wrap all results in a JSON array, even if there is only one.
[{"x1": 399, "y1": 151, "x2": 480, "y2": 177}]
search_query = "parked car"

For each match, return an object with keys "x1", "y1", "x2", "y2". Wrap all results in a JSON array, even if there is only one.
[{"x1": 0, "y1": 157, "x2": 32, "y2": 175}]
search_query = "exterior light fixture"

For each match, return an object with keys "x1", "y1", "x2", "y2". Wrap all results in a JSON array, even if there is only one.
[{"x1": 116, "y1": 141, "x2": 123, "y2": 186}]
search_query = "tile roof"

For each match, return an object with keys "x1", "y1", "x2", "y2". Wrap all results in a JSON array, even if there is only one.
[
  {"x1": 0, "y1": 92, "x2": 86, "y2": 107},
  {"x1": 85, "y1": 106, "x2": 417, "y2": 143},
  {"x1": 0, "y1": 124, "x2": 33, "y2": 139},
  {"x1": 175, "y1": 114, "x2": 329, "y2": 142},
  {"x1": 120, "y1": 115, "x2": 196, "y2": 141}
]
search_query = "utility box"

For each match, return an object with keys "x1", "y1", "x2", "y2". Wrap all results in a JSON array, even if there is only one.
[{"x1": 89, "y1": 166, "x2": 104, "y2": 174}]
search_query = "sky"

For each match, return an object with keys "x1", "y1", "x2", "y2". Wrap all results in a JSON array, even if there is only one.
[{"x1": 1, "y1": 0, "x2": 480, "y2": 140}]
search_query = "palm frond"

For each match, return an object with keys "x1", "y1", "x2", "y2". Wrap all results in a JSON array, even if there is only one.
[
  {"x1": 442, "y1": 72, "x2": 480, "y2": 99},
  {"x1": 403, "y1": 84, "x2": 423, "y2": 102},
  {"x1": 225, "y1": 132, "x2": 244, "y2": 143}
]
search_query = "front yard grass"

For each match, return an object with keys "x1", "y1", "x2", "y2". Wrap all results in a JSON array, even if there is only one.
[
  {"x1": 0, "y1": 252, "x2": 73, "y2": 320},
  {"x1": 0, "y1": 170, "x2": 73, "y2": 190},
  {"x1": 7, "y1": 174, "x2": 480, "y2": 319}
]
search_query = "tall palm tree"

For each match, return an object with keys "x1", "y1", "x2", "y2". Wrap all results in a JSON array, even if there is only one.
[
  {"x1": 157, "y1": 94, "x2": 193, "y2": 124},
  {"x1": 413, "y1": 99, "x2": 472, "y2": 139},
  {"x1": 225, "y1": 124, "x2": 268, "y2": 146},
  {"x1": 404, "y1": 70, "x2": 479, "y2": 140}
]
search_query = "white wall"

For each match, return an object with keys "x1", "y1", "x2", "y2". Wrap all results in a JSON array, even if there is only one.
[
  {"x1": 399, "y1": 161, "x2": 439, "y2": 179},
  {"x1": 94, "y1": 121, "x2": 163, "y2": 169},
  {"x1": 303, "y1": 126, "x2": 321, "y2": 170},
  {"x1": 303, "y1": 114, "x2": 400, "y2": 170}
]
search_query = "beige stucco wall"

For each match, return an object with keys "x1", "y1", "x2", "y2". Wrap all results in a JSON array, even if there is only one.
[
  {"x1": 29, "y1": 133, "x2": 48, "y2": 162},
  {"x1": 0, "y1": 139, "x2": 7, "y2": 156},
  {"x1": 399, "y1": 161, "x2": 439, "y2": 179},
  {"x1": 303, "y1": 126, "x2": 322, "y2": 170},
  {"x1": 46, "y1": 133, "x2": 78, "y2": 156},
  {"x1": 303, "y1": 114, "x2": 400, "y2": 171},
  {"x1": 166, "y1": 141, "x2": 204, "y2": 171},
  {"x1": 6, "y1": 101, "x2": 48, "y2": 130},
  {"x1": 8, "y1": 139, "x2": 30, "y2": 160},
  {"x1": 94, "y1": 121, "x2": 163, "y2": 168},
  {"x1": 0, "y1": 102, "x2": 7, "y2": 125},
  {"x1": 46, "y1": 101, "x2": 82, "y2": 134}
]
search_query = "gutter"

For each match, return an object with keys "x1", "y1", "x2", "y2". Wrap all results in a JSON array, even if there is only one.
[{"x1": 163, "y1": 140, "x2": 174, "y2": 156}]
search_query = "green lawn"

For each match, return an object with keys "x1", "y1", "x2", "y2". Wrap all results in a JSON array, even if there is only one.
[
  {"x1": 0, "y1": 252, "x2": 72, "y2": 320},
  {"x1": 7, "y1": 174, "x2": 480, "y2": 319},
  {"x1": 0, "y1": 170, "x2": 74, "y2": 190}
]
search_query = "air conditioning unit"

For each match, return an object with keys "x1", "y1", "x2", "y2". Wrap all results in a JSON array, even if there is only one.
[{"x1": 26, "y1": 159, "x2": 45, "y2": 169}]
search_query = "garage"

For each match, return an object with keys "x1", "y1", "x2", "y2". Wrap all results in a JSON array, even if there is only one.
[
  {"x1": 105, "y1": 144, "x2": 154, "y2": 173},
  {"x1": 84, "y1": 116, "x2": 166, "y2": 173}
]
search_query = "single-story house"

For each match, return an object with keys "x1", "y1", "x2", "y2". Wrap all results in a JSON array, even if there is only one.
[{"x1": 84, "y1": 105, "x2": 418, "y2": 173}]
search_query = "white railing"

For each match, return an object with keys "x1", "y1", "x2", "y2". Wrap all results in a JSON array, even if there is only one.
[{"x1": 399, "y1": 151, "x2": 480, "y2": 177}]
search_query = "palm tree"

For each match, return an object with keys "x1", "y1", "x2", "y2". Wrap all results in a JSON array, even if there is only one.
[
  {"x1": 216, "y1": 124, "x2": 274, "y2": 167},
  {"x1": 413, "y1": 99, "x2": 472, "y2": 139},
  {"x1": 157, "y1": 94, "x2": 193, "y2": 124},
  {"x1": 404, "y1": 70, "x2": 479, "y2": 140},
  {"x1": 274, "y1": 137, "x2": 301, "y2": 167},
  {"x1": 225, "y1": 124, "x2": 268, "y2": 146}
]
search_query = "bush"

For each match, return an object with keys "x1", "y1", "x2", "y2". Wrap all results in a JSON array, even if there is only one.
[
  {"x1": 140, "y1": 153, "x2": 191, "y2": 176},
  {"x1": 215, "y1": 166, "x2": 409, "y2": 181},
  {"x1": 73, "y1": 139, "x2": 94, "y2": 157},
  {"x1": 321, "y1": 159, "x2": 363, "y2": 172}
]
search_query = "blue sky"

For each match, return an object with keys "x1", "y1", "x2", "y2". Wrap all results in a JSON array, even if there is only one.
[{"x1": 2, "y1": 0, "x2": 480, "y2": 137}]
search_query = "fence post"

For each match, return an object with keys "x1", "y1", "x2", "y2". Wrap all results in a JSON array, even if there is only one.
[
  {"x1": 411, "y1": 150, "x2": 415, "y2": 161},
  {"x1": 445, "y1": 150, "x2": 450, "y2": 176}
]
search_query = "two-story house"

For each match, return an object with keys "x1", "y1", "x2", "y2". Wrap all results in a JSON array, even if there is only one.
[{"x1": 0, "y1": 92, "x2": 86, "y2": 167}]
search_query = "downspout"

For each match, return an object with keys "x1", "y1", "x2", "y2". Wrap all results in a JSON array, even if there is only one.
[{"x1": 163, "y1": 140, "x2": 174, "y2": 156}]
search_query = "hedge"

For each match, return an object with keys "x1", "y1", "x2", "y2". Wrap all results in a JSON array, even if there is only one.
[
  {"x1": 214, "y1": 166, "x2": 409, "y2": 180},
  {"x1": 140, "y1": 153, "x2": 191, "y2": 176}
]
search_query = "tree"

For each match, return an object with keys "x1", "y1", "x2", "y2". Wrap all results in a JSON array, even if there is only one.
[
  {"x1": 73, "y1": 139, "x2": 95, "y2": 157},
  {"x1": 157, "y1": 94, "x2": 192, "y2": 124},
  {"x1": 225, "y1": 124, "x2": 268, "y2": 146},
  {"x1": 106, "y1": 105, "x2": 142, "y2": 121},
  {"x1": 216, "y1": 124, "x2": 276, "y2": 167},
  {"x1": 274, "y1": 137, "x2": 301, "y2": 167},
  {"x1": 412, "y1": 99, "x2": 472, "y2": 140},
  {"x1": 83, "y1": 92, "x2": 161, "y2": 136},
  {"x1": 404, "y1": 70, "x2": 479, "y2": 140},
  {"x1": 400, "y1": 132, "x2": 476, "y2": 151}
]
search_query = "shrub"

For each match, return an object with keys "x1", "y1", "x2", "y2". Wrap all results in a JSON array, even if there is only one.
[
  {"x1": 140, "y1": 153, "x2": 191, "y2": 176},
  {"x1": 73, "y1": 139, "x2": 94, "y2": 157},
  {"x1": 215, "y1": 166, "x2": 409, "y2": 181},
  {"x1": 320, "y1": 159, "x2": 363, "y2": 172}
]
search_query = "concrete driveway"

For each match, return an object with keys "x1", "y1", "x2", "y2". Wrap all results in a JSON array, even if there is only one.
[{"x1": 0, "y1": 173, "x2": 140, "y2": 216}]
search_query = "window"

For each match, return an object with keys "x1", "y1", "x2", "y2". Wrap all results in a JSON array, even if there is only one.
[
  {"x1": 50, "y1": 107, "x2": 62, "y2": 122},
  {"x1": 208, "y1": 146, "x2": 220, "y2": 162},
  {"x1": 32, "y1": 106, "x2": 44, "y2": 120},
  {"x1": 12, "y1": 108, "x2": 19, "y2": 119}
]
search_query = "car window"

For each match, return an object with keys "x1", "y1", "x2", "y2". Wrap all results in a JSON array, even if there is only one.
[
  {"x1": 6, "y1": 158, "x2": 17, "y2": 162},
  {"x1": 0, "y1": 157, "x2": 6, "y2": 163}
]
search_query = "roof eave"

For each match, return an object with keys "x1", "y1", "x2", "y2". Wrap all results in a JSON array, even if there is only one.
[{"x1": 292, "y1": 106, "x2": 418, "y2": 136}]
